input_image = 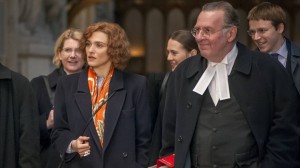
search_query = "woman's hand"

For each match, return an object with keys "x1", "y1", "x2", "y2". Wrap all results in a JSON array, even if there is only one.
[
  {"x1": 71, "y1": 136, "x2": 91, "y2": 157},
  {"x1": 46, "y1": 109, "x2": 54, "y2": 129}
]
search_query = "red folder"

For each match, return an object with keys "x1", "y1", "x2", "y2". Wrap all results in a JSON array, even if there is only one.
[{"x1": 156, "y1": 154, "x2": 175, "y2": 168}]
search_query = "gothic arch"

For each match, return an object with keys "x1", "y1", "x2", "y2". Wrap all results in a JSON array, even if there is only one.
[
  {"x1": 188, "y1": 8, "x2": 201, "y2": 29},
  {"x1": 145, "y1": 9, "x2": 164, "y2": 72},
  {"x1": 68, "y1": 0, "x2": 111, "y2": 24},
  {"x1": 124, "y1": 8, "x2": 144, "y2": 57},
  {"x1": 166, "y1": 8, "x2": 185, "y2": 37}
]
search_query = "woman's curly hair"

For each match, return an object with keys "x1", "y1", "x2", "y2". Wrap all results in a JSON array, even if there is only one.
[{"x1": 81, "y1": 22, "x2": 131, "y2": 70}]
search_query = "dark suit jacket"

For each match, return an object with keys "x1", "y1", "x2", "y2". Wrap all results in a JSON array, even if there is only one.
[
  {"x1": 51, "y1": 68, "x2": 151, "y2": 168},
  {"x1": 161, "y1": 43, "x2": 300, "y2": 168},
  {"x1": 0, "y1": 63, "x2": 40, "y2": 168},
  {"x1": 31, "y1": 68, "x2": 65, "y2": 168},
  {"x1": 287, "y1": 38, "x2": 300, "y2": 95}
]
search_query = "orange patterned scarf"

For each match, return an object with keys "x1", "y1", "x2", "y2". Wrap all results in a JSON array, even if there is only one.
[{"x1": 88, "y1": 66, "x2": 114, "y2": 146}]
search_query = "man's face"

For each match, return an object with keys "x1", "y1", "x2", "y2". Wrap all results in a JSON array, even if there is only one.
[
  {"x1": 194, "y1": 10, "x2": 234, "y2": 62},
  {"x1": 248, "y1": 19, "x2": 284, "y2": 53}
]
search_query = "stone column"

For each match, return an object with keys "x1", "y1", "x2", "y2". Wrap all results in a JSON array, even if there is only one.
[
  {"x1": 17, "y1": 0, "x2": 67, "y2": 80},
  {"x1": 1, "y1": 0, "x2": 18, "y2": 72},
  {"x1": 0, "y1": 0, "x2": 4, "y2": 64}
]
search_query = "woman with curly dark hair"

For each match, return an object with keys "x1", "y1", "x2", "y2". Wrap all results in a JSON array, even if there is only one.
[{"x1": 52, "y1": 22, "x2": 152, "y2": 168}]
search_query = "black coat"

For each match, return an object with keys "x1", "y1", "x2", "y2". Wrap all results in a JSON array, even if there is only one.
[
  {"x1": 146, "y1": 72, "x2": 170, "y2": 166},
  {"x1": 146, "y1": 72, "x2": 166, "y2": 132},
  {"x1": 161, "y1": 43, "x2": 300, "y2": 168},
  {"x1": 0, "y1": 63, "x2": 40, "y2": 168},
  {"x1": 286, "y1": 39, "x2": 300, "y2": 94},
  {"x1": 31, "y1": 68, "x2": 65, "y2": 168},
  {"x1": 51, "y1": 68, "x2": 152, "y2": 168}
]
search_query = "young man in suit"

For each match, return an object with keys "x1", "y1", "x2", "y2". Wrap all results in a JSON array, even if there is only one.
[
  {"x1": 247, "y1": 2, "x2": 300, "y2": 95},
  {"x1": 160, "y1": 1, "x2": 300, "y2": 168},
  {"x1": 248, "y1": 3, "x2": 300, "y2": 166}
]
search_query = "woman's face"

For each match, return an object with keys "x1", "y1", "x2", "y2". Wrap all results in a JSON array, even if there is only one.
[
  {"x1": 59, "y1": 38, "x2": 85, "y2": 74},
  {"x1": 166, "y1": 39, "x2": 193, "y2": 71},
  {"x1": 85, "y1": 31, "x2": 112, "y2": 71}
]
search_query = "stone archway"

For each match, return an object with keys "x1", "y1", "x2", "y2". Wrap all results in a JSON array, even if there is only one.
[{"x1": 67, "y1": 0, "x2": 111, "y2": 25}]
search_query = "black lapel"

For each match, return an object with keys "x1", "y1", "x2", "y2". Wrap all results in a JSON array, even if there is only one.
[{"x1": 74, "y1": 69, "x2": 103, "y2": 152}]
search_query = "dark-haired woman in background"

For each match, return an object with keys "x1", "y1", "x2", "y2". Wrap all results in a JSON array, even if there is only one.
[{"x1": 147, "y1": 30, "x2": 199, "y2": 167}]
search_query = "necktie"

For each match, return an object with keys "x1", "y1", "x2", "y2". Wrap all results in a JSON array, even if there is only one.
[
  {"x1": 270, "y1": 53, "x2": 279, "y2": 60},
  {"x1": 193, "y1": 62, "x2": 230, "y2": 105}
]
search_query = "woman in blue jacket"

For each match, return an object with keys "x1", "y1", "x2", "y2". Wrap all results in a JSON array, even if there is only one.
[{"x1": 52, "y1": 22, "x2": 152, "y2": 168}]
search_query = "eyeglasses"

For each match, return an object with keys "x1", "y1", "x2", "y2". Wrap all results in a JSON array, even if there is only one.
[
  {"x1": 247, "y1": 28, "x2": 270, "y2": 37},
  {"x1": 61, "y1": 48, "x2": 82, "y2": 55},
  {"x1": 191, "y1": 25, "x2": 232, "y2": 38}
]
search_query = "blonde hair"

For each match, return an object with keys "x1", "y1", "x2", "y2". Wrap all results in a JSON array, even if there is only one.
[{"x1": 53, "y1": 28, "x2": 84, "y2": 67}]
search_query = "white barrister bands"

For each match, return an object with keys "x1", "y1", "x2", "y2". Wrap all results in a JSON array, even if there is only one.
[
  {"x1": 193, "y1": 44, "x2": 238, "y2": 106},
  {"x1": 193, "y1": 61, "x2": 230, "y2": 106}
]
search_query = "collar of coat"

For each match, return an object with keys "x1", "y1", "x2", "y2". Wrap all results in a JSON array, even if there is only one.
[
  {"x1": 0, "y1": 63, "x2": 12, "y2": 79},
  {"x1": 185, "y1": 42, "x2": 252, "y2": 79}
]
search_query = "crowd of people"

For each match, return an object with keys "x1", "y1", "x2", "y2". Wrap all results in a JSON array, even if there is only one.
[{"x1": 0, "y1": 1, "x2": 299, "y2": 168}]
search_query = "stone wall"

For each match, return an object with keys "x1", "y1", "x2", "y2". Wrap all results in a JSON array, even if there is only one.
[{"x1": 1, "y1": 0, "x2": 67, "y2": 79}]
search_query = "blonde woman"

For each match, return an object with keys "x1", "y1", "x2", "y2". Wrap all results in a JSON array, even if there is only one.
[{"x1": 31, "y1": 28, "x2": 85, "y2": 168}]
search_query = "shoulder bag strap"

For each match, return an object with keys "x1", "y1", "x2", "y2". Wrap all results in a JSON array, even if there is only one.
[
  {"x1": 159, "y1": 72, "x2": 171, "y2": 99},
  {"x1": 42, "y1": 76, "x2": 55, "y2": 105}
]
